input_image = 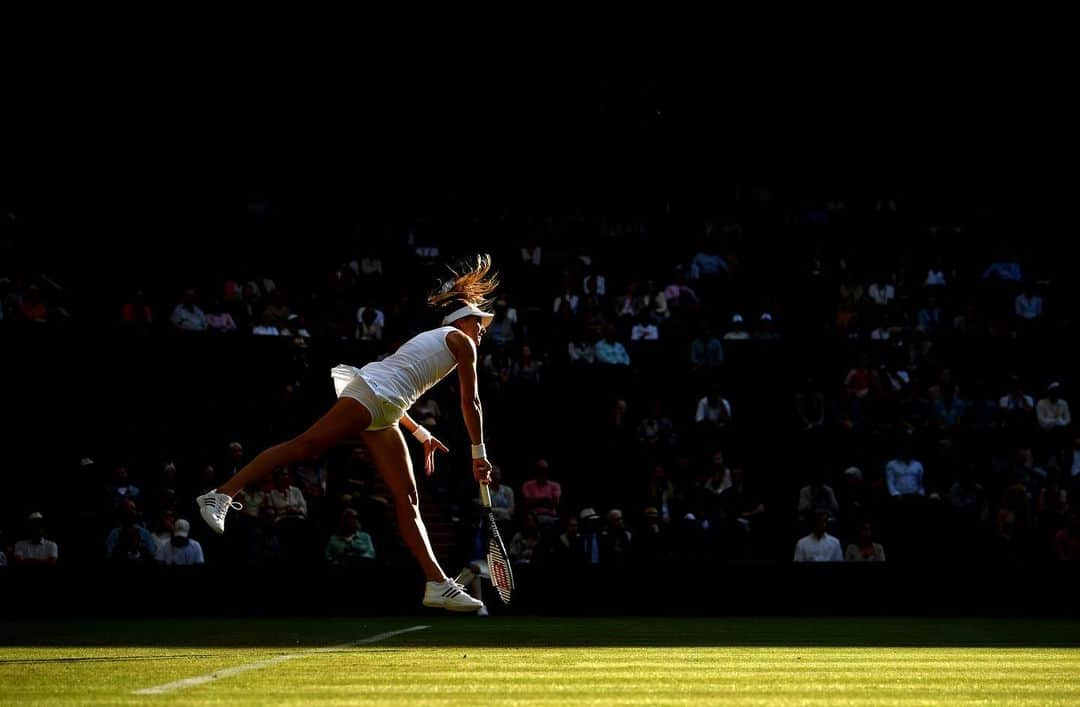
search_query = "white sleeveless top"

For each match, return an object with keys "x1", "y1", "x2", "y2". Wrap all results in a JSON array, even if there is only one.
[{"x1": 358, "y1": 326, "x2": 462, "y2": 410}]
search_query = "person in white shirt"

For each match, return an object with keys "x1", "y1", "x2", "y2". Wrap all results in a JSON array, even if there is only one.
[
  {"x1": 885, "y1": 449, "x2": 925, "y2": 497},
  {"x1": 155, "y1": 519, "x2": 205, "y2": 566},
  {"x1": 356, "y1": 304, "x2": 386, "y2": 330},
  {"x1": 724, "y1": 314, "x2": 750, "y2": 341},
  {"x1": 553, "y1": 288, "x2": 579, "y2": 316},
  {"x1": 867, "y1": 278, "x2": 896, "y2": 307},
  {"x1": 268, "y1": 468, "x2": 308, "y2": 521},
  {"x1": 845, "y1": 521, "x2": 886, "y2": 562},
  {"x1": 695, "y1": 391, "x2": 732, "y2": 427},
  {"x1": 1037, "y1": 383, "x2": 1072, "y2": 432},
  {"x1": 170, "y1": 289, "x2": 208, "y2": 332},
  {"x1": 13, "y1": 513, "x2": 58, "y2": 567},
  {"x1": 794, "y1": 512, "x2": 843, "y2": 562}
]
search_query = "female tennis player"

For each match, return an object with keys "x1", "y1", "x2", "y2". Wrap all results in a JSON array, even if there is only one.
[{"x1": 197, "y1": 254, "x2": 498, "y2": 612}]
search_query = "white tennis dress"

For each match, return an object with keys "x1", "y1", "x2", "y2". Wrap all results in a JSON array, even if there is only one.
[{"x1": 331, "y1": 325, "x2": 462, "y2": 430}]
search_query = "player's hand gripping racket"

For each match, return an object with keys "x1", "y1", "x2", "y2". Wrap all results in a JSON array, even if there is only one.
[{"x1": 480, "y1": 482, "x2": 515, "y2": 605}]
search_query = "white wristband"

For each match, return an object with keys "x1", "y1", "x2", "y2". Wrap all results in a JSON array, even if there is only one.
[
  {"x1": 412, "y1": 425, "x2": 432, "y2": 444},
  {"x1": 471, "y1": 443, "x2": 487, "y2": 460}
]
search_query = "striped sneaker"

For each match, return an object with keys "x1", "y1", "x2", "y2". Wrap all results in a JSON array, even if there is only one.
[
  {"x1": 196, "y1": 490, "x2": 242, "y2": 535},
  {"x1": 422, "y1": 579, "x2": 485, "y2": 612}
]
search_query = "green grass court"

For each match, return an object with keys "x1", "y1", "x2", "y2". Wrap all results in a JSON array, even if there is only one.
[{"x1": 2, "y1": 617, "x2": 1079, "y2": 705}]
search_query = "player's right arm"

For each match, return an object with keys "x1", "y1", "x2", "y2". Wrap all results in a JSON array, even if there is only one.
[{"x1": 446, "y1": 329, "x2": 491, "y2": 484}]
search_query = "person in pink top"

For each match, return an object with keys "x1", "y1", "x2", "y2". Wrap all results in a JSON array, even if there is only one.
[{"x1": 521, "y1": 459, "x2": 561, "y2": 523}]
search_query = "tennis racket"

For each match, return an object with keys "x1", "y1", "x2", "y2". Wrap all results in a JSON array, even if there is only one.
[{"x1": 480, "y1": 482, "x2": 515, "y2": 605}]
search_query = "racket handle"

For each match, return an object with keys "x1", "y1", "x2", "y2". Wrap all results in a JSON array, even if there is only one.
[{"x1": 479, "y1": 482, "x2": 492, "y2": 509}]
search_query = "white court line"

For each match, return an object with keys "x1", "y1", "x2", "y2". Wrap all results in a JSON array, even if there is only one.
[{"x1": 132, "y1": 625, "x2": 430, "y2": 696}]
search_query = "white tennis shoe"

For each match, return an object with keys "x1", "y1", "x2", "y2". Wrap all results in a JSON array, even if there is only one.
[{"x1": 423, "y1": 579, "x2": 485, "y2": 612}]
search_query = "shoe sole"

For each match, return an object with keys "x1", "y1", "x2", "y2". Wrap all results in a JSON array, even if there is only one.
[{"x1": 422, "y1": 598, "x2": 483, "y2": 613}]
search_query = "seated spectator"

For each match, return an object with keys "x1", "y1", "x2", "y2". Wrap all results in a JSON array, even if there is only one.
[
  {"x1": 356, "y1": 306, "x2": 383, "y2": 341},
  {"x1": 486, "y1": 466, "x2": 515, "y2": 522},
  {"x1": 796, "y1": 378, "x2": 826, "y2": 432},
  {"x1": 933, "y1": 385, "x2": 967, "y2": 431},
  {"x1": 600, "y1": 509, "x2": 633, "y2": 568},
  {"x1": 553, "y1": 287, "x2": 580, "y2": 316},
  {"x1": 982, "y1": 260, "x2": 1022, "y2": 282},
  {"x1": 105, "y1": 499, "x2": 158, "y2": 559},
  {"x1": 595, "y1": 326, "x2": 631, "y2": 366},
  {"x1": 567, "y1": 330, "x2": 596, "y2": 366},
  {"x1": 205, "y1": 299, "x2": 238, "y2": 333},
  {"x1": 488, "y1": 297, "x2": 518, "y2": 346},
  {"x1": 690, "y1": 246, "x2": 728, "y2": 280},
  {"x1": 582, "y1": 265, "x2": 607, "y2": 299},
  {"x1": 223, "y1": 442, "x2": 246, "y2": 481},
  {"x1": 154, "y1": 519, "x2": 205, "y2": 566},
  {"x1": 18, "y1": 284, "x2": 48, "y2": 323},
  {"x1": 695, "y1": 390, "x2": 733, "y2": 429},
  {"x1": 268, "y1": 468, "x2": 308, "y2": 521},
  {"x1": 718, "y1": 465, "x2": 766, "y2": 546},
  {"x1": 638, "y1": 401, "x2": 677, "y2": 453},
  {"x1": 844, "y1": 358, "x2": 875, "y2": 400},
  {"x1": 916, "y1": 295, "x2": 943, "y2": 331},
  {"x1": 756, "y1": 313, "x2": 782, "y2": 342},
  {"x1": 150, "y1": 509, "x2": 177, "y2": 549},
  {"x1": 262, "y1": 292, "x2": 292, "y2": 327},
  {"x1": 170, "y1": 289, "x2": 207, "y2": 332},
  {"x1": 521, "y1": 459, "x2": 561, "y2": 523},
  {"x1": 557, "y1": 515, "x2": 587, "y2": 565},
  {"x1": 723, "y1": 314, "x2": 750, "y2": 341},
  {"x1": 1000, "y1": 377, "x2": 1036, "y2": 425},
  {"x1": 251, "y1": 312, "x2": 280, "y2": 336},
  {"x1": 885, "y1": 447, "x2": 925, "y2": 498},
  {"x1": 925, "y1": 259, "x2": 947, "y2": 287},
  {"x1": 572, "y1": 508, "x2": 603, "y2": 566},
  {"x1": 104, "y1": 463, "x2": 141, "y2": 513},
  {"x1": 511, "y1": 345, "x2": 543, "y2": 385},
  {"x1": 630, "y1": 312, "x2": 659, "y2": 341},
  {"x1": 689, "y1": 322, "x2": 724, "y2": 369},
  {"x1": 235, "y1": 481, "x2": 269, "y2": 520},
  {"x1": 1037, "y1": 383, "x2": 1071, "y2": 433},
  {"x1": 797, "y1": 475, "x2": 840, "y2": 525},
  {"x1": 867, "y1": 276, "x2": 896, "y2": 307},
  {"x1": 509, "y1": 513, "x2": 540, "y2": 566},
  {"x1": 645, "y1": 466, "x2": 675, "y2": 522},
  {"x1": 1015, "y1": 284, "x2": 1044, "y2": 321},
  {"x1": 705, "y1": 451, "x2": 733, "y2": 495},
  {"x1": 360, "y1": 250, "x2": 384, "y2": 279},
  {"x1": 1056, "y1": 512, "x2": 1080, "y2": 561},
  {"x1": 642, "y1": 281, "x2": 669, "y2": 322},
  {"x1": 325, "y1": 508, "x2": 375, "y2": 567},
  {"x1": 845, "y1": 521, "x2": 887, "y2": 562},
  {"x1": 614, "y1": 283, "x2": 641, "y2": 321},
  {"x1": 13, "y1": 512, "x2": 58, "y2": 567},
  {"x1": 279, "y1": 313, "x2": 311, "y2": 338},
  {"x1": 793, "y1": 511, "x2": 843, "y2": 562},
  {"x1": 120, "y1": 290, "x2": 154, "y2": 327},
  {"x1": 664, "y1": 267, "x2": 699, "y2": 310}
]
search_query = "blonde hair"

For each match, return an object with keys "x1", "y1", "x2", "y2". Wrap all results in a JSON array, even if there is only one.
[{"x1": 427, "y1": 253, "x2": 500, "y2": 311}]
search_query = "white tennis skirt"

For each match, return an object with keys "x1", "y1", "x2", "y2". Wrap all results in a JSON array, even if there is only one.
[{"x1": 331, "y1": 365, "x2": 404, "y2": 431}]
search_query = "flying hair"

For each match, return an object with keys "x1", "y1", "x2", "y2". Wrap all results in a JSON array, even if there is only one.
[{"x1": 427, "y1": 253, "x2": 500, "y2": 311}]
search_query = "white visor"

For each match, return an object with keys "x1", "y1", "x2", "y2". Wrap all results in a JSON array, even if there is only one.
[{"x1": 442, "y1": 303, "x2": 494, "y2": 327}]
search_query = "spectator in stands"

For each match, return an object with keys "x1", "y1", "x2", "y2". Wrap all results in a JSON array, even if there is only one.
[
  {"x1": 553, "y1": 286, "x2": 580, "y2": 317},
  {"x1": 917, "y1": 295, "x2": 943, "y2": 331},
  {"x1": 1000, "y1": 377, "x2": 1036, "y2": 429},
  {"x1": 557, "y1": 515, "x2": 586, "y2": 565},
  {"x1": 867, "y1": 274, "x2": 896, "y2": 308},
  {"x1": 18, "y1": 284, "x2": 48, "y2": 323},
  {"x1": 933, "y1": 385, "x2": 968, "y2": 432},
  {"x1": 600, "y1": 508, "x2": 633, "y2": 569},
  {"x1": 356, "y1": 306, "x2": 383, "y2": 341},
  {"x1": 718, "y1": 465, "x2": 766, "y2": 556},
  {"x1": 695, "y1": 389, "x2": 733, "y2": 430},
  {"x1": 1056, "y1": 512, "x2": 1080, "y2": 561},
  {"x1": 105, "y1": 499, "x2": 157, "y2": 559},
  {"x1": 575, "y1": 508, "x2": 603, "y2": 566},
  {"x1": 844, "y1": 356, "x2": 875, "y2": 400},
  {"x1": 948, "y1": 464, "x2": 990, "y2": 526},
  {"x1": 488, "y1": 297, "x2": 518, "y2": 347},
  {"x1": 325, "y1": 508, "x2": 375, "y2": 568},
  {"x1": 252, "y1": 311, "x2": 280, "y2": 336},
  {"x1": 925, "y1": 258, "x2": 947, "y2": 288},
  {"x1": 797, "y1": 475, "x2": 840, "y2": 526},
  {"x1": 120, "y1": 290, "x2": 153, "y2": 327},
  {"x1": 486, "y1": 466, "x2": 515, "y2": 522},
  {"x1": 614, "y1": 283, "x2": 641, "y2": 322},
  {"x1": 793, "y1": 511, "x2": 843, "y2": 562},
  {"x1": 1037, "y1": 383, "x2": 1071, "y2": 433},
  {"x1": 170, "y1": 289, "x2": 208, "y2": 332},
  {"x1": 261, "y1": 291, "x2": 291, "y2": 328},
  {"x1": 13, "y1": 512, "x2": 58, "y2": 567},
  {"x1": 886, "y1": 446, "x2": 926, "y2": 498},
  {"x1": 268, "y1": 467, "x2": 308, "y2": 521},
  {"x1": 155, "y1": 519, "x2": 205, "y2": 566},
  {"x1": 356, "y1": 299, "x2": 386, "y2": 330},
  {"x1": 756, "y1": 313, "x2": 782, "y2": 342},
  {"x1": 689, "y1": 322, "x2": 724, "y2": 370},
  {"x1": 509, "y1": 513, "x2": 539, "y2": 566},
  {"x1": 360, "y1": 248, "x2": 384, "y2": 280},
  {"x1": 723, "y1": 314, "x2": 750, "y2": 341},
  {"x1": 150, "y1": 508, "x2": 177, "y2": 549},
  {"x1": 639, "y1": 400, "x2": 677, "y2": 454},
  {"x1": 205, "y1": 298, "x2": 238, "y2": 333},
  {"x1": 1015, "y1": 283, "x2": 1044, "y2": 322},
  {"x1": 646, "y1": 465, "x2": 675, "y2": 522},
  {"x1": 630, "y1": 311, "x2": 659, "y2": 341},
  {"x1": 664, "y1": 267, "x2": 699, "y2": 311},
  {"x1": 582, "y1": 264, "x2": 607, "y2": 299},
  {"x1": 521, "y1": 459, "x2": 561, "y2": 523},
  {"x1": 104, "y1": 463, "x2": 141, "y2": 513},
  {"x1": 982, "y1": 259, "x2": 1022, "y2": 282},
  {"x1": 568, "y1": 328, "x2": 597, "y2": 366},
  {"x1": 511, "y1": 345, "x2": 543, "y2": 386},
  {"x1": 642, "y1": 281, "x2": 669, "y2": 322},
  {"x1": 845, "y1": 521, "x2": 886, "y2": 562},
  {"x1": 796, "y1": 378, "x2": 826, "y2": 433},
  {"x1": 595, "y1": 326, "x2": 631, "y2": 366},
  {"x1": 705, "y1": 451, "x2": 733, "y2": 496},
  {"x1": 223, "y1": 442, "x2": 246, "y2": 481}
]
